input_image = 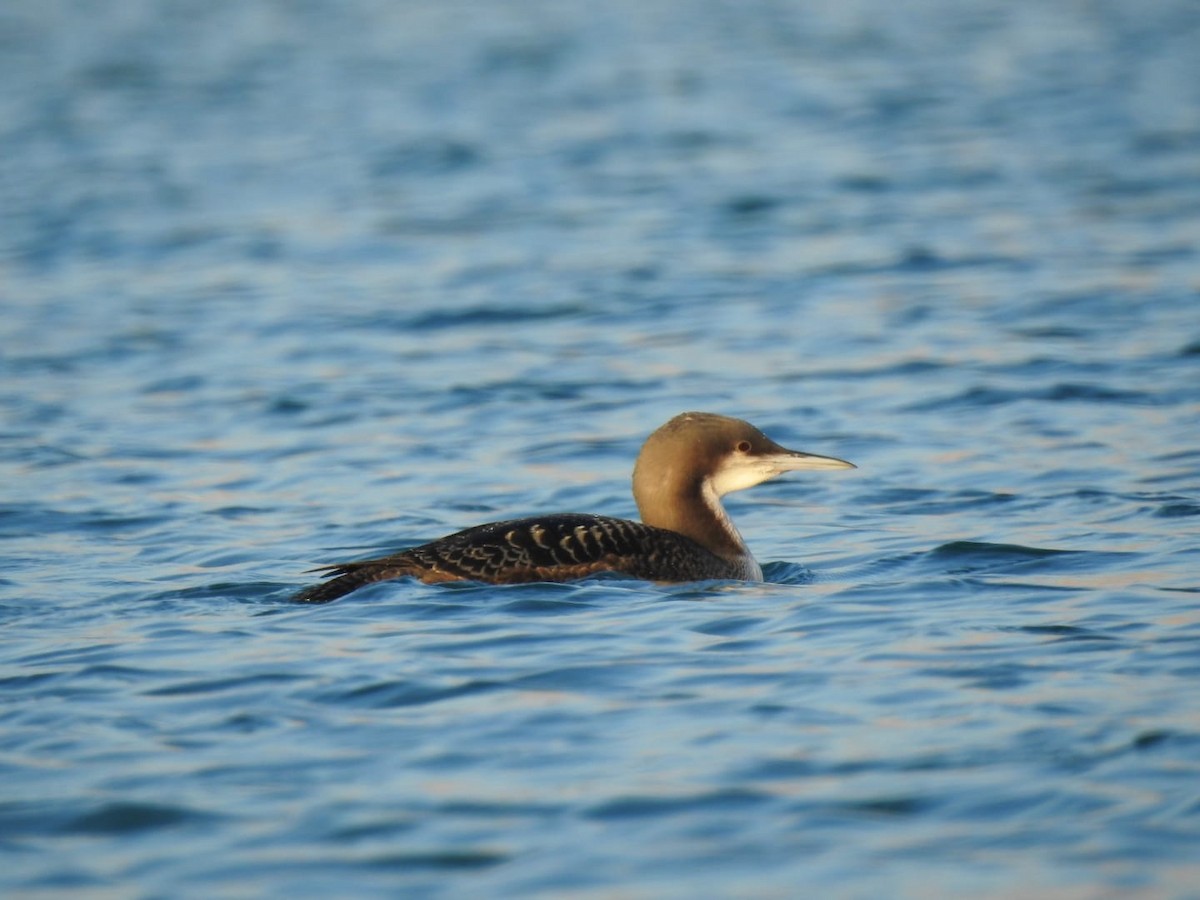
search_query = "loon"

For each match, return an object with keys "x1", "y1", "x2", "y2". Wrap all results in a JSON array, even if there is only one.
[{"x1": 293, "y1": 412, "x2": 853, "y2": 602}]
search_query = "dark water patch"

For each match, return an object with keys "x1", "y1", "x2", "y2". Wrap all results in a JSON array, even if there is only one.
[
  {"x1": 0, "y1": 504, "x2": 164, "y2": 536},
  {"x1": 762, "y1": 561, "x2": 814, "y2": 584},
  {"x1": 142, "y1": 374, "x2": 207, "y2": 395},
  {"x1": 1007, "y1": 624, "x2": 1122, "y2": 645},
  {"x1": 837, "y1": 173, "x2": 891, "y2": 193},
  {"x1": 435, "y1": 799, "x2": 565, "y2": 819},
  {"x1": 811, "y1": 249, "x2": 1028, "y2": 278},
  {"x1": 372, "y1": 138, "x2": 484, "y2": 177},
  {"x1": 478, "y1": 32, "x2": 573, "y2": 75},
  {"x1": 14, "y1": 643, "x2": 122, "y2": 667},
  {"x1": 584, "y1": 788, "x2": 771, "y2": 821},
  {"x1": 0, "y1": 442, "x2": 86, "y2": 467},
  {"x1": 80, "y1": 58, "x2": 161, "y2": 92},
  {"x1": 1130, "y1": 729, "x2": 1178, "y2": 751},
  {"x1": 428, "y1": 377, "x2": 654, "y2": 411},
  {"x1": 0, "y1": 800, "x2": 95, "y2": 838},
  {"x1": 267, "y1": 394, "x2": 310, "y2": 415},
  {"x1": 516, "y1": 664, "x2": 645, "y2": 693},
  {"x1": 832, "y1": 542, "x2": 1100, "y2": 589},
  {"x1": 217, "y1": 711, "x2": 290, "y2": 735},
  {"x1": 1154, "y1": 501, "x2": 1200, "y2": 517},
  {"x1": 143, "y1": 672, "x2": 303, "y2": 698},
  {"x1": 362, "y1": 848, "x2": 510, "y2": 870},
  {"x1": 733, "y1": 756, "x2": 878, "y2": 782},
  {"x1": 690, "y1": 615, "x2": 768, "y2": 637},
  {"x1": 312, "y1": 678, "x2": 500, "y2": 710},
  {"x1": 408, "y1": 304, "x2": 586, "y2": 331},
  {"x1": 326, "y1": 817, "x2": 420, "y2": 841},
  {"x1": 926, "y1": 541, "x2": 1078, "y2": 573},
  {"x1": 722, "y1": 194, "x2": 781, "y2": 218},
  {"x1": 73, "y1": 663, "x2": 165, "y2": 684},
  {"x1": 1010, "y1": 326, "x2": 1093, "y2": 340},
  {"x1": 848, "y1": 486, "x2": 938, "y2": 507},
  {"x1": 779, "y1": 358, "x2": 952, "y2": 383},
  {"x1": 838, "y1": 795, "x2": 935, "y2": 818},
  {"x1": 1151, "y1": 448, "x2": 1200, "y2": 467},
  {"x1": 419, "y1": 629, "x2": 589, "y2": 655},
  {"x1": 144, "y1": 581, "x2": 289, "y2": 606},
  {"x1": 408, "y1": 749, "x2": 493, "y2": 773},
  {"x1": 188, "y1": 550, "x2": 260, "y2": 569},
  {"x1": 869, "y1": 489, "x2": 1018, "y2": 515},
  {"x1": 1015, "y1": 726, "x2": 1200, "y2": 775},
  {"x1": 65, "y1": 801, "x2": 216, "y2": 835},
  {"x1": 0, "y1": 671, "x2": 63, "y2": 692},
  {"x1": 523, "y1": 436, "x2": 632, "y2": 462},
  {"x1": 497, "y1": 596, "x2": 600, "y2": 616},
  {"x1": 905, "y1": 383, "x2": 1155, "y2": 411},
  {"x1": 915, "y1": 661, "x2": 1048, "y2": 691},
  {"x1": 209, "y1": 504, "x2": 273, "y2": 520}
]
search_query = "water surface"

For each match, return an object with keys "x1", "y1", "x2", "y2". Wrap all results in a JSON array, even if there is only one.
[{"x1": 2, "y1": 0, "x2": 1199, "y2": 896}]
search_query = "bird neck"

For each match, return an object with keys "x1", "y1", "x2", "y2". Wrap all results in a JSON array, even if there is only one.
[{"x1": 636, "y1": 476, "x2": 751, "y2": 561}]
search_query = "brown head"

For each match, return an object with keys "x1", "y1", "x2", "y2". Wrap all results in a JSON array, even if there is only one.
[{"x1": 631, "y1": 412, "x2": 854, "y2": 555}]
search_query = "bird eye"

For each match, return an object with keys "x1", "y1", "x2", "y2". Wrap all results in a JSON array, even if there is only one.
[{"x1": 736, "y1": 440, "x2": 751, "y2": 453}]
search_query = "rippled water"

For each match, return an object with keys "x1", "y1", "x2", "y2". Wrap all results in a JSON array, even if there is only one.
[{"x1": 3, "y1": 0, "x2": 1199, "y2": 896}]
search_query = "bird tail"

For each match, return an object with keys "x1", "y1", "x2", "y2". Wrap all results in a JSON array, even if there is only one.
[{"x1": 292, "y1": 560, "x2": 413, "y2": 603}]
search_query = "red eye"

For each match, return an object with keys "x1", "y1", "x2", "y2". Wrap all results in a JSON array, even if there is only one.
[{"x1": 736, "y1": 440, "x2": 751, "y2": 453}]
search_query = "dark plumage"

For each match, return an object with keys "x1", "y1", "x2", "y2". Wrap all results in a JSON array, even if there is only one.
[
  {"x1": 293, "y1": 412, "x2": 853, "y2": 602},
  {"x1": 293, "y1": 514, "x2": 738, "y2": 603}
]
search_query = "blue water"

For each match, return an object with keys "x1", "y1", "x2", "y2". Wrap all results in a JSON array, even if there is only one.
[{"x1": 3, "y1": 0, "x2": 1199, "y2": 896}]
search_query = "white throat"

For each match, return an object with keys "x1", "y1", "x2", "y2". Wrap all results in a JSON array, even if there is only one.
[
  {"x1": 699, "y1": 478, "x2": 762, "y2": 580},
  {"x1": 708, "y1": 455, "x2": 781, "y2": 497}
]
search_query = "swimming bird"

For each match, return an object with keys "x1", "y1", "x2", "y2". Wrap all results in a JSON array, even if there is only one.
[{"x1": 293, "y1": 412, "x2": 854, "y2": 602}]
